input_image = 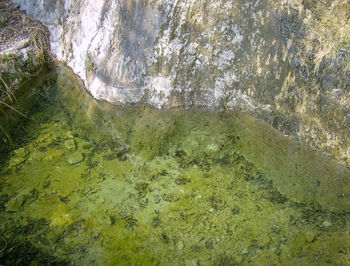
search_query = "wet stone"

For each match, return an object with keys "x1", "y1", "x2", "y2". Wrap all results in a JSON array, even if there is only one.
[
  {"x1": 305, "y1": 230, "x2": 318, "y2": 243},
  {"x1": 258, "y1": 235, "x2": 271, "y2": 247},
  {"x1": 9, "y1": 147, "x2": 29, "y2": 167},
  {"x1": 64, "y1": 139, "x2": 76, "y2": 150},
  {"x1": 67, "y1": 153, "x2": 84, "y2": 165},
  {"x1": 6, "y1": 195, "x2": 25, "y2": 212},
  {"x1": 43, "y1": 154, "x2": 54, "y2": 161},
  {"x1": 98, "y1": 215, "x2": 112, "y2": 226},
  {"x1": 271, "y1": 224, "x2": 281, "y2": 234},
  {"x1": 322, "y1": 220, "x2": 332, "y2": 228},
  {"x1": 162, "y1": 193, "x2": 179, "y2": 202},
  {"x1": 185, "y1": 259, "x2": 198, "y2": 266},
  {"x1": 9, "y1": 156, "x2": 27, "y2": 167},
  {"x1": 65, "y1": 131, "x2": 74, "y2": 139},
  {"x1": 177, "y1": 240, "x2": 184, "y2": 250},
  {"x1": 14, "y1": 147, "x2": 28, "y2": 158},
  {"x1": 241, "y1": 248, "x2": 249, "y2": 255}
]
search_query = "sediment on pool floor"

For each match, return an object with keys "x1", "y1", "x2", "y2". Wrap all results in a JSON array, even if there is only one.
[{"x1": 0, "y1": 64, "x2": 349, "y2": 264}]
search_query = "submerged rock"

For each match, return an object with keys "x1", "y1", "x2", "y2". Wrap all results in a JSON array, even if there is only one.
[
  {"x1": 5, "y1": 189, "x2": 36, "y2": 212},
  {"x1": 9, "y1": 147, "x2": 29, "y2": 167},
  {"x1": 304, "y1": 230, "x2": 318, "y2": 243},
  {"x1": 177, "y1": 240, "x2": 184, "y2": 250},
  {"x1": 322, "y1": 220, "x2": 332, "y2": 228},
  {"x1": 6, "y1": 195, "x2": 24, "y2": 212},
  {"x1": 98, "y1": 215, "x2": 113, "y2": 226},
  {"x1": 14, "y1": 147, "x2": 27, "y2": 158},
  {"x1": 64, "y1": 139, "x2": 76, "y2": 150},
  {"x1": 67, "y1": 152, "x2": 84, "y2": 165}
]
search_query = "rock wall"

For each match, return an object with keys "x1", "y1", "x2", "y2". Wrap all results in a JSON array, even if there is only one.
[{"x1": 13, "y1": 0, "x2": 350, "y2": 166}]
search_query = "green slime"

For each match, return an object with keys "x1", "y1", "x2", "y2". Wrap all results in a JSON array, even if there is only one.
[{"x1": 0, "y1": 65, "x2": 349, "y2": 265}]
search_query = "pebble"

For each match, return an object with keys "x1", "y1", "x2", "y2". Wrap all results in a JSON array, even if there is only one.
[
  {"x1": 43, "y1": 154, "x2": 54, "y2": 161},
  {"x1": 9, "y1": 156, "x2": 27, "y2": 167},
  {"x1": 98, "y1": 215, "x2": 112, "y2": 226},
  {"x1": 64, "y1": 139, "x2": 76, "y2": 150},
  {"x1": 65, "y1": 131, "x2": 74, "y2": 139},
  {"x1": 322, "y1": 220, "x2": 332, "y2": 228},
  {"x1": 185, "y1": 259, "x2": 198, "y2": 266},
  {"x1": 258, "y1": 234, "x2": 271, "y2": 247},
  {"x1": 241, "y1": 248, "x2": 249, "y2": 255},
  {"x1": 177, "y1": 240, "x2": 184, "y2": 250},
  {"x1": 14, "y1": 147, "x2": 27, "y2": 158},
  {"x1": 9, "y1": 147, "x2": 29, "y2": 167},
  {"x1": 305, "y1": 230, "x2": 318, "y2": 242},
  {"x1": 6, "y1": 194, "x2": 25, "y2": 212},
  {"x1": 67, "y1": 153, "x2": 84, "y2": 165},
  {"x1": 162, "y1": 193, "x2": 179, "y2": 202}
]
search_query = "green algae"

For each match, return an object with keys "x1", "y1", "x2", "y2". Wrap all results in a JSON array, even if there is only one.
[{"x1": 0, "y1": 65, "x2": 349, "y2": 265}]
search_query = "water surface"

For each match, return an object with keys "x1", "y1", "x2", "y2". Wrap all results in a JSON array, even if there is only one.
[{"x1": 0, "y1": 66, "x2": 349, "y2": 265}]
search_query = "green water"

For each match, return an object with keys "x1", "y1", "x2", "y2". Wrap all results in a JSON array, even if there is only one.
[{"x1": 0, "y1": 65, "x2": 349, "y2": 265}]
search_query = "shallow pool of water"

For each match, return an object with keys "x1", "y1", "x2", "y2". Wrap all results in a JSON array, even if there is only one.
[{"x1": 0, "y1": 66, "x2": 349, "y2": 265}]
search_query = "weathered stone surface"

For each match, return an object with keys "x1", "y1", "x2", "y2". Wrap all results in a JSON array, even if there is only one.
[{"x1": 13, "y1": 0, "x2": 350, "y2": 166}]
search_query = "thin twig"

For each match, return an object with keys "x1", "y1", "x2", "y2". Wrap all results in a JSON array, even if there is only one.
[
  {"x1": 0, "y1": 235, "x2": 8, "y2": 253},
  {"x1": 0, "y1": 76, "x2": 16, "y2": 101},
  {"x1": 0, "y1": 100, "x2": 30, "y2": 119},
  {"x1": 0, "y1": 88, "x2": 12, "y2": 100},
  {"x1": 0, "y1": 124, "x2": 12, "y2": 145}
]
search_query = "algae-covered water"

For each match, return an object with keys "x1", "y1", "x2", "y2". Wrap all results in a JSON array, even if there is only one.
[{"x1": 0, "y1": 65, "x2": 349, "y2": 265}]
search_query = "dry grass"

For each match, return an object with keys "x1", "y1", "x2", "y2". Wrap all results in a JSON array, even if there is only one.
[
  {"x1": 0, "y1": 0, "x2": 53, "y2": 143},
  {"x1": 0, "y1": 0, "x2": 52, "y2": 62}
]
